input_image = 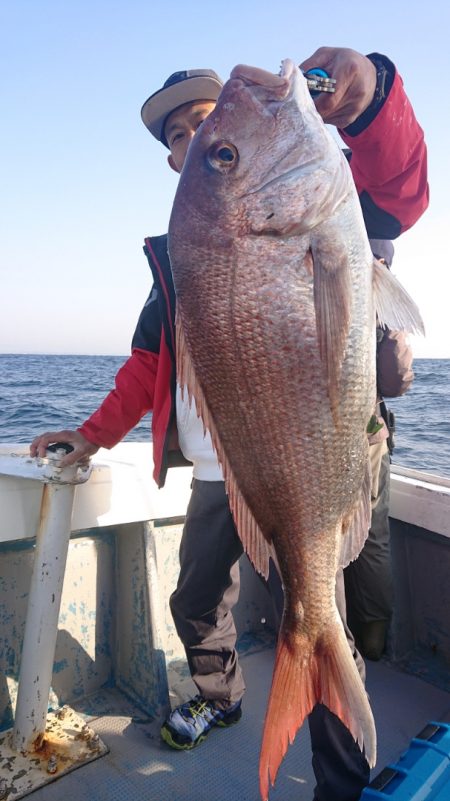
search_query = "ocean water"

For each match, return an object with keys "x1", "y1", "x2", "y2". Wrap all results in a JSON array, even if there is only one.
[
  {"x1": 0, "y1": 354, "x2": 152, "y2": 446},
  {"x1": 387, "y1": 358, "x2": 450, "y2": 477},
  {"x1": 0, "y1": 354, "x2": 449, "y2": 477}
]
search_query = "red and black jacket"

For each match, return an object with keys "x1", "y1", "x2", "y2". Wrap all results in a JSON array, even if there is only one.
[
  {"x1": 79, "y1": 234, "x2": 183, "y2": 487},
  {"x1": 78, "y1": 55, "x2": 429, "y2": 488}
]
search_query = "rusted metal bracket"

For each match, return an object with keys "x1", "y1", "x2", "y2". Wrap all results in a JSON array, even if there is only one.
[{"x1": 0, "y1": 706, "x2": 108, "y2": 799}]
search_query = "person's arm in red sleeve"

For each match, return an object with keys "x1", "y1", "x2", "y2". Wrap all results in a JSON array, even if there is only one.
[
  {"x1": 30, "y1": 347, "x2": 158, "y2": 467},
  {"x1": 78, "y1": 347, "x2": 157, "y2": 447},
  {"x1": 31, "y1": 281, "x2": 163, "y2": 467},
  {"x1": 340, "y1": 56, "x2": 428, "y2": 237},
  {"x1": 300, "y1": 48, "x2": 429, "y2": 238}
]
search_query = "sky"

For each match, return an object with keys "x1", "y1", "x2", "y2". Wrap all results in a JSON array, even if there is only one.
[{"x1": 1, "y1": 0, "x2": 449, "y2": 358}]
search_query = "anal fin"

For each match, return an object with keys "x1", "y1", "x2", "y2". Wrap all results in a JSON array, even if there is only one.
[{"x1": 340, "y1": 455, "x2": 372, "y2": 567}]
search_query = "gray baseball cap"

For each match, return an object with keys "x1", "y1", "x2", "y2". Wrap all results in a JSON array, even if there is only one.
[{"x1": 141, "y1": 68, "x2": 223, "y2": 147}]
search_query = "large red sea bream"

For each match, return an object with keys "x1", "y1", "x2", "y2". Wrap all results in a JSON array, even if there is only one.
[{"x1": 168, "y1": 59, "x2": 424, "y2": 800}]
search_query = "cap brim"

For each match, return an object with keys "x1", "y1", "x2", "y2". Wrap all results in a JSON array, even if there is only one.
[{"x1": 141, "y1": 75, "x2": 223, "y2": 144}]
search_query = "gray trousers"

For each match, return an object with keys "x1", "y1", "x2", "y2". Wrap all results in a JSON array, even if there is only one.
[
  {"x1": 344, "y1": 450, "x2": 394, "y2": 627},
  {"x1": 170, "y1": 479, "x2": 369, "y2": 801}
]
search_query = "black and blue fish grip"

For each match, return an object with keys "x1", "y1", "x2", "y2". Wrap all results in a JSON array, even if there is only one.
[{"x1": 303, "y1": 68, "x2": 337, "y2": 97}]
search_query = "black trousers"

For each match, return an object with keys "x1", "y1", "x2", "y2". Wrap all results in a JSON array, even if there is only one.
[{"x1": 170, "y1": 479, "x2": 370, "y2": 801}]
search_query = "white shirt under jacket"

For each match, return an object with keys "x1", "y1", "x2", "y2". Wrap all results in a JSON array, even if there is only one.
[{"x1": 176, "y1": 384, "x2": 224, "y2": 481}]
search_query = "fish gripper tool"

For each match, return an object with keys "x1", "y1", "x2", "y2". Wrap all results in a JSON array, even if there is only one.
[{"x1": 303, "y1": 68, "x2": 337, "y2": 97}]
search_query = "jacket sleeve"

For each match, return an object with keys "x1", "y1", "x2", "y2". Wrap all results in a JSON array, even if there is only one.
[
  {"x1": 340, "y1": 56, "x2": 429, "y2": 239},
  {"x1": 376, "y1": 328, "x2": 414, "y2": 398},
  {"x1": 78, "y1": 285, "x2": 162, "y2": 448},
  {"x1": 78, "y1": 347, "x2": 158, "y2": 448}
]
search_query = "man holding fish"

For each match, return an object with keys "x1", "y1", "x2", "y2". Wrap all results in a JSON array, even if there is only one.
[{"x1": 31, "y1": 46, "x2": 428, "y2": 801}]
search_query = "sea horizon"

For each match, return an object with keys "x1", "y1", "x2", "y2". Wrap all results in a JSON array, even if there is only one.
[
  {"x1": 1, "y1": 354, "x2": 449, "y2": 478},
  {"x1": 2, "y1": 352, "x2": 449, "y2": 360}
]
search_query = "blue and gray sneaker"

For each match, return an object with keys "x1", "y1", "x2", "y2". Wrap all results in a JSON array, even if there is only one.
[{"x1": 161, "y1": 695, "x2": 242, "y2": 750}]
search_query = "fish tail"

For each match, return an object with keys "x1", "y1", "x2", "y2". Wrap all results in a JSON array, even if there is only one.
[
  {"x1": 259, "y1": 631, "x2": 316, "y2": 801},
  {"x1": 318, "y1": 619, "x2": 377, "y2": 766},
  {"x1": 259, "y1": 620, "x2": 376, "y2": 801}
]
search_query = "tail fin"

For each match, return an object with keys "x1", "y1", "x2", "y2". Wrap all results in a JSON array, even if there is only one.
[{"x1": 259, "y1": 620, "x2": 376, "y2": 801}]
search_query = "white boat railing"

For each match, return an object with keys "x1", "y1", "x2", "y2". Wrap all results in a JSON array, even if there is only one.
[
  {"x1": 0, "y1": 443, "x2": 194, "y2": 796},
  {"x1": 390, "y1": 463, "x2": 450, "y2": 540},
  {"x1": 0, "y1": 443, "x2": 192, "y2": 545},
  {"x1": 0, "y1": 447, "x2": 91, "y2": 754}
]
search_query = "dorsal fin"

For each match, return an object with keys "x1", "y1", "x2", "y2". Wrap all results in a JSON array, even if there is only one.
[{"x1": 372, "y1": 258, "x2": 425, "y2": 334}]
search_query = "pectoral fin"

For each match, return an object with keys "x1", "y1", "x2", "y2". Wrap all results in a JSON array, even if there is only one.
[{"x1": 311, "y1": 238, "x2": 351, "y2": 426}]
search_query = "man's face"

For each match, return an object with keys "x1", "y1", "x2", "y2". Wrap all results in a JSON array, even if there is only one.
[{"x1": 164, "y1": 100, "x2": 217, "y2": 173}]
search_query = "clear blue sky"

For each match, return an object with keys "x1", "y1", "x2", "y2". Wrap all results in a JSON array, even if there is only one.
[{"x1": 1, "y1": 0, "x2": 449, "y2": 357}]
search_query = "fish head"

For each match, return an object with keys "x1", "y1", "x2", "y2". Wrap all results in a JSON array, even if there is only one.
[{"x1": 169, "y1": 58, "x2": 353, "y2": 252}]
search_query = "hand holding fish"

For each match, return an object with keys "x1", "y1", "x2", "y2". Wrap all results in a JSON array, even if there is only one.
[{"x1": 300, "y1": 46, "x2": 377, "y2": 128}]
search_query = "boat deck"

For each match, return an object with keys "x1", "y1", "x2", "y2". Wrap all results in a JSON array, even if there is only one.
[
  {"x1": 2, "y1": 446, "x2": 449, "y2": 800},
  {"x1": 28, "y1": 636, "x2": 450, "y2": 801}
]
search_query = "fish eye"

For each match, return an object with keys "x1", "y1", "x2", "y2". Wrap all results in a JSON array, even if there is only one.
[{"x1": 207, "y1": 141, "x2": 239, "y2": 171}]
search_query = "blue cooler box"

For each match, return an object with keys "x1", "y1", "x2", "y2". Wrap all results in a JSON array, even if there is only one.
[{"x1": 361, "y1": 723, "x2": 450, "y2": 800}]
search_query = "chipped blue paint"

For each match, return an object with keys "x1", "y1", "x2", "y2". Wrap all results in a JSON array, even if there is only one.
[
  {"x1": 1, "y1": 531, "x2": 116, "y2": 730},
  {"x1": 53, "y1": 658, "x2": 69, "y2": 674},
  {"x1": 1, "y1": 518, "x2": 276, "y2": 731},
  {"x1": 0, "y1": 515, "x2": 301, "y2": 731}
]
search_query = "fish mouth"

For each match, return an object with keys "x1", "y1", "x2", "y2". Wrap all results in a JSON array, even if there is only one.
[
  {"x1": 279, "y1": 58, "x2": 296, "y2": 81},
  {"x1": 229, "y1": 62, "x2": 293, "y2": 101},
  {"x1": 224, "y1": 59, "x2": 317, "y2": 196}
]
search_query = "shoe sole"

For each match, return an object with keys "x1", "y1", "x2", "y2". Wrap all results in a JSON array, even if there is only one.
[
  {"x1": 216, "y1": 711, "x2": 242, "y2": 727},
  {"x1": 161, "y1": 725, "x2": 208, "y2": 750}
]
